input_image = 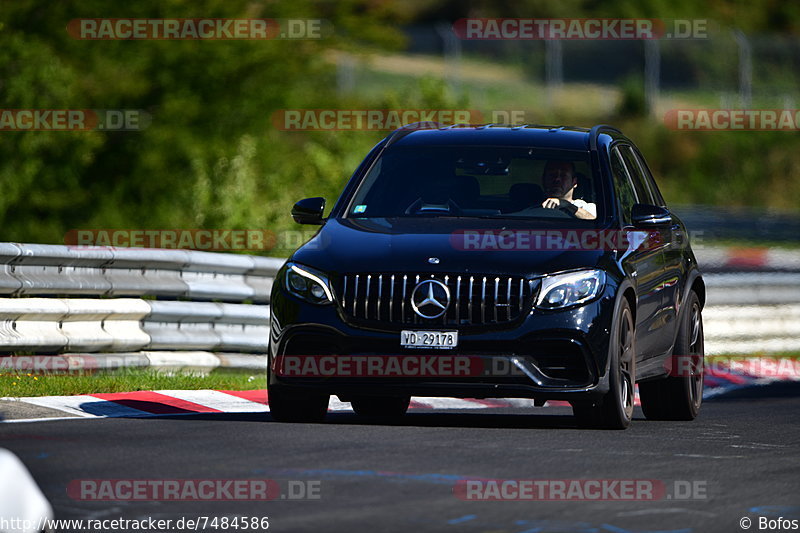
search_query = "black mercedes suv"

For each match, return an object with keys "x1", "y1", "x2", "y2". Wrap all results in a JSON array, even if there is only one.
[{"x1": 268, "y1": 124, "x2": 705, "y2": 429}]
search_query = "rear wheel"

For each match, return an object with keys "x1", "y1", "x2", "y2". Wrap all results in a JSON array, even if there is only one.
[
  {"x1": 350, "y1": 396, "x2": 410, "y2": 419},
  {"x1": 572, "y1": 299, "x2": 636, "y2": 429},
  {"x1": 268, "y1": 386, "x2": 329, "y2": 423},
  {"x1": 639, "y1": 291, "x2": 704, "y2": 421}
]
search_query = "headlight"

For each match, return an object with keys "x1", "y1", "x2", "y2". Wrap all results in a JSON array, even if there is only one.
[
  {"x1": 536, "y1": 269, "x2": 606, "y2": 310},
  {"x1": 284, "y1": 262, "x2": 333, "y2": 305}
]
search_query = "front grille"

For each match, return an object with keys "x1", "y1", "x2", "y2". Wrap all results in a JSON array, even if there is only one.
[{"x1": 337, "y1": 273, "x2": 536, "y2": 326}]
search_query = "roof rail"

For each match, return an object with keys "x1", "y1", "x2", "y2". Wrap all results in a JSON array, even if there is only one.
[
  {"x1": 589, "y1": 124, "x2": 622, "y2": 151},
  {"x1": 522, "y1": 123, "x2": 571, "y2": 131},
  {"x1": 384, "y1": 121, "x2": 443, "y2": 148}
]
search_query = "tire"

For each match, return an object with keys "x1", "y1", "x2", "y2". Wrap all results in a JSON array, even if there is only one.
[
  {"x1": 639, "y1": 291, "x2": 704, "y2": 421},
  {"x1": 572, "y1": 298, "x2": 636, "y2": 429},
  {"x1": 350, "y1": 396, "x2": 410, "y2": 419},
  {"x1": 267, "y1": 386, "x2": 329, "y2": 423}
]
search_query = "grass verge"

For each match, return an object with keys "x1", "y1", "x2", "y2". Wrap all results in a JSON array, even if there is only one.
[
  {"x1": 706, "y1": 352, "x2": 800, "y2": 362},
  {"x1": 0, "y1": 368, "x2": 266, "y2": 398}
]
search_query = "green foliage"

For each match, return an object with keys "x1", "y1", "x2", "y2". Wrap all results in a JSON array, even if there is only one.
[
  {"x1": 617, "y1": 75, "x2": 647, "y2": 117},
  {"x1": 618, "y1": 120, "x2": 800, "y2": 210},
  {"x1": 0, "y1": 0, "x2": 408, "y2": 245},
  {"x1": 2, "y1": 0, "x2": 799, "y2": 251}
]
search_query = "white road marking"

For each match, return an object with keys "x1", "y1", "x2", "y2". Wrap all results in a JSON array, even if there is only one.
[{"x1": 2, "y1": 416, "x2": 95, "y2": 424}]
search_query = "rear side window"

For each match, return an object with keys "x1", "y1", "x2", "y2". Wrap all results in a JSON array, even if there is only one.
[
  {"x1": 629, "y1": 147, "x2": 666, "y2": 206},
  {"x1": 619, "y1": 144, "x2": 656, "y2": 206},
  {"x1": 610, "y1": 147, "x2": 637, "y2": 225}
]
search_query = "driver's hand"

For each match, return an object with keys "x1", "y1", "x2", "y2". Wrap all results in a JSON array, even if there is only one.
[{"x1": 542, "y1": 198, "x2": 568, "y2": 209}]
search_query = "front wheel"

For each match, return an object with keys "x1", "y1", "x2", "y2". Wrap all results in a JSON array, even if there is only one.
[
  {"x1": 573, "y1": 298, "x2": 636, "y2": 429},
  {"x1": 639, "y1": 291, "x2": 704, "y2": 421}
]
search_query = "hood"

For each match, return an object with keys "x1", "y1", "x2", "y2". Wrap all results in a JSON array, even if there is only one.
[{"x1": 291, "y1": 217, "x2": 614, "y2": 277}]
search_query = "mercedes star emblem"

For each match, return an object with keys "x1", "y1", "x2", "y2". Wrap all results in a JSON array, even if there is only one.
[{"x1": 410, "y1": 279, "x2": 450, "y2": 319}]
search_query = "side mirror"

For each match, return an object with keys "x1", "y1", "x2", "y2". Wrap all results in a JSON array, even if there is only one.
[
  {"x1": 291, "y1": 197, "x2": 326, "y2": 225},
  {"x1": 631, "y1": 203, "x2": 672, "y2": 227}
]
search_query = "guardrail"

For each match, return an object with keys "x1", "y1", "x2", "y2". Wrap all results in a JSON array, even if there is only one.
[
  {"x1": 702, "y1": 272, "x2": 800, "y2": 354},
  {"x1": 672, "y1": 204, "x2": 800, "y2": 244},
  {"x1": 0, "y1": 243, "x2": 283, "y2": 357},
  {"x1": 0, "y1": 243, "x2": 283, "y2": 302},
  {"x1": 693, "y1": 245, "x2": 800, "y2": 354},
  {"x1": 0, "y1": 242, "x2": 795, "y2": 361},
  {"x1": 693, "y1": 246, "x2": 800, "y2": 272}
]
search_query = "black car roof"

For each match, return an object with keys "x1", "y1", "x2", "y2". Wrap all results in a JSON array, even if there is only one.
[{"x1": 388, "y1": 124, "x2": 622, "y2": 152}]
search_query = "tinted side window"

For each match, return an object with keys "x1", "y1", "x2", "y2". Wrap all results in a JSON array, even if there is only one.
[
  {"x1": 629, "y1": 147, "x2": 666, "y2": 206},
  {"x1": 610, "y1": 147, "x2": 637, "y2": 225},
  {"x1": 619, "y1": 145, "x2": 656, "y2": 205}
]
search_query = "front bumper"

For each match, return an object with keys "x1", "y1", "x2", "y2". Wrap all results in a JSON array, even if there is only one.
[{"x1": 269, "y1": 284, "x2": 618, "y2": 402}]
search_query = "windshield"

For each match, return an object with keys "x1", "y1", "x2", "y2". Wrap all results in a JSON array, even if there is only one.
[{"x1": 346, "y1": 145, "x2": 602, "y2": 224}]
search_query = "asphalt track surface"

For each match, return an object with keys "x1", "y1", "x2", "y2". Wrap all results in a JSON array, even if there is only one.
[{"x1": 2, "y1": 382, "x2": 799, "y2": 533}]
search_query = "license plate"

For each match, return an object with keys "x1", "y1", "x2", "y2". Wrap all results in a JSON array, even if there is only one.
[{"x1": 401, "y1": 330, "x2": 458, "y2": 349}]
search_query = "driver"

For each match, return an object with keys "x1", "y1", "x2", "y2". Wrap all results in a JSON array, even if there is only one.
[{"x1": 541, "y1": 160, "x2": 597, "y2": 220}]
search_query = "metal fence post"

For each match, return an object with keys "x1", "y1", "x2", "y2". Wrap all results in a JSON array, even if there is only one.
[
  {"x1": 644, "y1": 39, "x2": 661, "y2": 116},
  {"x1": 733, "y1": 30, "x2": 753, "y2": 108},
  {"x1": 436, "y1": 23, "x2": 462, "y2": 97},
  {"x1": 336, "y1": 53, "x2": 356, "y2": 95},
  {"x1": 545, "y1": 38, "x2": 563, "y2": 107}
]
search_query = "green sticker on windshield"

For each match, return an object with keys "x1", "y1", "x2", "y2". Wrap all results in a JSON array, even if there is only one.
[{"x1": 353, "y1": 205, "x2": 367, "y2": 214}]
